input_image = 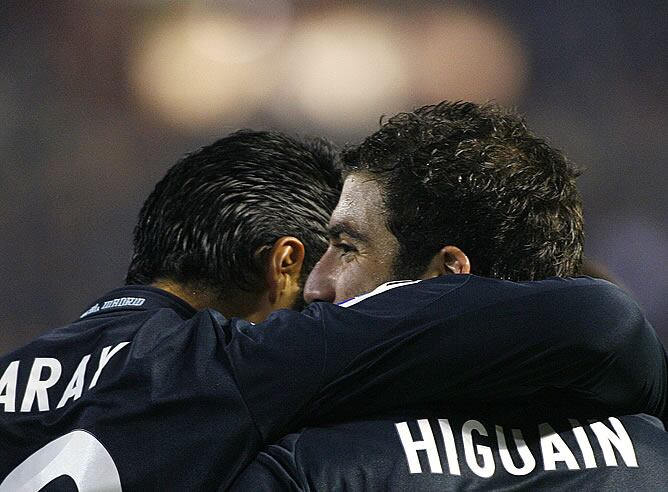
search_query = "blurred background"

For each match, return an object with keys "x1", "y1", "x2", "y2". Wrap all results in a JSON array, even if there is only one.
[{"x1": 1, "y1": 0, "x2": 666, "y2": 352}]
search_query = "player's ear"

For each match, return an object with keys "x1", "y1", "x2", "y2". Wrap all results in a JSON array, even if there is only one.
[
  {"x1": 265, "y1": 236, "x2": 305, "y2": 307},
  {"x1": 419, "y1": 245, "x2": 471, "y2": 279}
]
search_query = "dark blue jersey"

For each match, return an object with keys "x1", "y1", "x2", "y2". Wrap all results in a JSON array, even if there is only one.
[
  {"x1": 0, "y1": 276, "x2": 665, "y2": 489},
  {"x1": 232, "y1": 414, "x2": 668, "y2": 491}
]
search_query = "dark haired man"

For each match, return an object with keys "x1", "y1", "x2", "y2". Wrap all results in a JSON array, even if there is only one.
[
  {"x1": 0, "y1": 129, "x2": 663, "y2": 490},
  {"x1": 305, "y1": 101, "x2": 583, "y2": 303},
  {"x1": 126, "y1": 129, "x2": 343, "y2": 316},
  {"x1": 234, "y1": 103, "x2": 668, "y2": 490}
]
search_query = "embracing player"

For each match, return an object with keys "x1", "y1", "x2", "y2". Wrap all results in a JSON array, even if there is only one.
[
  {"x1": 0, "y1": 127, "x2": 665, "y2": 490},
  {"x1": 233, "y1": 102, "x2": 668, "y2": 490}
]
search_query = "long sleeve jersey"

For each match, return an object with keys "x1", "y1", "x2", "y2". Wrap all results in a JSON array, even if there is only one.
[{"x1": 0, "y1": 275, "x2": 665, "y2": 489}]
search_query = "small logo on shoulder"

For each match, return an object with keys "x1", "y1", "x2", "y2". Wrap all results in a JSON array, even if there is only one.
[{"x1": 80, "y1": 297, "x2": 146, "y2": 318}]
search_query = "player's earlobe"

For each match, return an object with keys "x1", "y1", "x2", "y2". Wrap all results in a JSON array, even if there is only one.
[
  {"x1": 419, "y1": 245, "x2": 471, "y2": 279},
  {"x1": 265, "y1": 236, "x2": 305, "y2": 305},
  {"x1": 442, "y1": 245, "x2": 471, "y2": 275}
]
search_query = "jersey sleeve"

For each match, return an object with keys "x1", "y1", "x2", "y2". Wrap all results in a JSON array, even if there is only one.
[
  {"x1": 220, "y1": 276, "x2": 667, "y2": 441},
  {"x1": 307, "y1": 276, "x2": 667, "y2": 426},
  {"x1": 228, "y1": 434, "x2": 304, "y2": 492}
]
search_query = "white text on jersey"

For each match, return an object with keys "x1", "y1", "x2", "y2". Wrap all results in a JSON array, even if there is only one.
[
  {"x1": 395, "y1": 417, "x2": 638, "y2": 477},
  {"x1": 0, "y1": 342, "x2": 130, "y2": 413}
]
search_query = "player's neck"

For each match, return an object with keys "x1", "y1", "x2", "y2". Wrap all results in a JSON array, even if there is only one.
[{"x1": 152, "y1": 279, "x2": 269, "y2": 323}]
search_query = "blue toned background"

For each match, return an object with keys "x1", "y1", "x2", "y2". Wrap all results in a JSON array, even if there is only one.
[{"x1": 1, "y1": 0, "x2": 666, "y2": 351}]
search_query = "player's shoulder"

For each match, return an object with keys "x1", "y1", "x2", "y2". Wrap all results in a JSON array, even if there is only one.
[
  {"x1": 454, "y1": 274, "x2": 625, "y2": 303},
  {"x1": 617, "y1": 414, "x2": 668, "y2": 448},
  {"x1": 0, "y1": 285, "x2": 231, "y2": 426},
  {"x1": 0, "y1": 285, "x2": 208, "y2": 371},
  {"x1": 306, "y1": 274, "x2": 628, "y2": 319}
]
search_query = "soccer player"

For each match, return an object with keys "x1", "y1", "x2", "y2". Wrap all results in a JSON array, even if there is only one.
[
  {"x1": 233, "y1": 103, "x2": 668, "y2": 489},
  {"x1": 0, "y1": 130, "x2": 663, "y2": 490}
]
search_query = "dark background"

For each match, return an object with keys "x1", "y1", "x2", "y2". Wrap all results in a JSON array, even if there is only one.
[{"x1": 1, "y1": 0, "x2": 666, "y2": 352}]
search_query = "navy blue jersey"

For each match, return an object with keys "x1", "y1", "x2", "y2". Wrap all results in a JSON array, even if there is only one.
[
  {"x1": 233, "y1": 414, "x2": 668, "y2": 491},
  {"x1": 0, "y1": 276, "x2": 665, "y2": 489}
]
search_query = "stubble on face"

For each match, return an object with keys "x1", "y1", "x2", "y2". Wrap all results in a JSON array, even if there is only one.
[{"x1": 304, "y1": 173, "x2": 402, "y2": 304}]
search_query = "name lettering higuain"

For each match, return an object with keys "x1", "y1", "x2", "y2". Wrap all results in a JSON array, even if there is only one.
[{"x1": 396, "y1": 417, "x2": 638, "y2": 478}]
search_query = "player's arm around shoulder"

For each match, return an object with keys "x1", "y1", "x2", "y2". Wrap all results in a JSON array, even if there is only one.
[
  {"x1": 495, "y1": 276, "x2": 668, "y2": 420},
  {"x1": 562, "y1": 278, "x2": 668, "y2": 420}
]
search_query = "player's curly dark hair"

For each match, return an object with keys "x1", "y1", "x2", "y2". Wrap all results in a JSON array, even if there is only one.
[
  {"x1": 126, "y1": 130, "x2": 342, "y2": 298},
  {"x1": 341, "y1": 101, "x2": 584, "y2": 281}
]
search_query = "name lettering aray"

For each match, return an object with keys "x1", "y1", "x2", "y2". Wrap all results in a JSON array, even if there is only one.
[{"x1": 0, "y1": 342, "x2": 130, "y2": 413}]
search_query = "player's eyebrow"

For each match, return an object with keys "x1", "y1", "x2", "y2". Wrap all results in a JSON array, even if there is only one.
[{"x1": 327, "y1": 222, "x2": 369, "y2": 243}]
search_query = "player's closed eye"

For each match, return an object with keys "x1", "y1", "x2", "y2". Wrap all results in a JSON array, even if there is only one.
[{"x1": 333, "y1": 242, "x2": 357, "y2": 257}]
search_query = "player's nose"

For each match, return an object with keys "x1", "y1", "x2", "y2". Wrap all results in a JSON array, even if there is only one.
[{"x1": 304, "y1": 259, "x2": 336, "y2": 304}]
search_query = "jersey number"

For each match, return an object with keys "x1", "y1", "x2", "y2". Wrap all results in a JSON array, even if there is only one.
[{"x1": 0, "y1": 430, "x2": 122, "y2": 491}]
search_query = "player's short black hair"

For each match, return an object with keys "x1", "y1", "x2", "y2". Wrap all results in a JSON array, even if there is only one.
[
  {"x1": 342, "y1": 101, "x2": 584, "y2": 281},
  {"x1": 126, "y1": 129, "x2": 342, "y2": 295}
]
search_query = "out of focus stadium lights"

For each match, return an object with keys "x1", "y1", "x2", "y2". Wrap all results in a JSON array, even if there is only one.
[
  {"x1": 408, "y1": 8, "x2": 528, "y2": 103},
  {"x1": 272, "y1": 9, "x2": 409, "y2": 133},
  {"x1": 2, "y1": 0, "x2": 667, "y2": 355},
  {"x1": 129, "y1": 0, "x2": 292, "y2": 130},
  {"x1": 129, "y1": 2, "x2": 527, "y2": 133}
]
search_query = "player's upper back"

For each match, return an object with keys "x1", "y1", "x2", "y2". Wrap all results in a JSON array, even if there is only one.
[
  {"x1": 232, "y1": 413, "x2": 668, "y2": 491},
  {"x1": 0, "y1": 286, "x2": 265, "y2": 489}
]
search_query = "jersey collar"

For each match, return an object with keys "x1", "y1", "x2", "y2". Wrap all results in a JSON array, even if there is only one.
[{"x1": 76, "y1": 285, "x2": 196, "y2": 321}]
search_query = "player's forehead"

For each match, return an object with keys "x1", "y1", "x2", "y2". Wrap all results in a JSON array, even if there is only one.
[{"x1": 327, "y1": 173, "x2": 390, "y2": 243}]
